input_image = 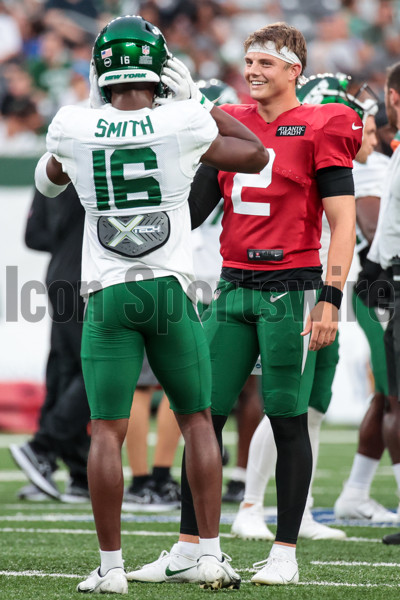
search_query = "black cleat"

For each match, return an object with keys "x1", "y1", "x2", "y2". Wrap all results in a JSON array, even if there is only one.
[
  {"x1": 222, "y1": 479, "x2": 245, "y2": 503},
  {"x1": 383, "y1": 531, "x2": 400, "y2": 545},
  {"x1": 10, "y1": 443, "x2": 60, "y2": 500}
]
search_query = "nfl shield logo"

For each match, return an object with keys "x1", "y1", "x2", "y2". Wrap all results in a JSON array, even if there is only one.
[{"x1": 142, "y1": 45, "x2": 150, "y2": 55}]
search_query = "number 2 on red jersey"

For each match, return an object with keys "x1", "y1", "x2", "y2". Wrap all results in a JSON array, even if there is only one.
[{"x1": 231, "y1": 148, "x2": 276, "y2": 216}]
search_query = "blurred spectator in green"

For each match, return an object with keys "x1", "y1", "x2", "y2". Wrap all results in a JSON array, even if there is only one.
[{"x1": 28, "y1": 30, "x2": 72, "y2": 117}]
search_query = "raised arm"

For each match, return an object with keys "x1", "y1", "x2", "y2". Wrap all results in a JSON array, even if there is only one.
[
  {"x1": 159, "y1": 56, "x2": 269, "y2": 174},
  {"x1": 201, "y1": 106, "x2": 268, "y2": 173}
]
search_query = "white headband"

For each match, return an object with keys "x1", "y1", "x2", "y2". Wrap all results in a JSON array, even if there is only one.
[
  {"x1": 246, "y1": 41, "x2": 308, "y2": 85},
  {"x1": 247, "y1": 41, "x2": 300, "y2": 65}
]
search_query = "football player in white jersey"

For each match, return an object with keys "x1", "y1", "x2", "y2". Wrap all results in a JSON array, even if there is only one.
[{"x1": 34, "y1": 15, "x2": 269, "y2": 594}]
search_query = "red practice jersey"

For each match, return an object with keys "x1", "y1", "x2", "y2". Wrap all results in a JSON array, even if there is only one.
[{"x1": 218, "y1": 103, "x2": 362, "y2": 271}]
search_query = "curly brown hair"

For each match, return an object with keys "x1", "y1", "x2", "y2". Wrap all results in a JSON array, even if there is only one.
[{"x1": 244, "y1": 22, "x2": 307, "y2": 77}]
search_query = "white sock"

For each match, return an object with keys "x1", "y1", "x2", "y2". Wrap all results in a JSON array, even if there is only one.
[
  {"x1": 243, "y1": 416, "x2": 276, "y2": 505},
  {"x1": 199, "y1": 537, "x2": 222, "y2": 560},
  {"x1": 391, "y1": 463, "x2": 400, "y2": 493},
  {"x1": 99, "y1": 549, "x2": 123, "y2": 575},
  {"x1": 271, "y1": 543, "x2": 296, "y2": 562},
  {"x1": 306, "y1": 407, "x2": 324, "y2": 508},
  {"x1": 175, "y1": 541, "x2": 200, "y2": 559},
  {"x1": 344, "y1": 453, "x2": 379, "y2": 494},
  {"x1": 230, "y1": 466, "x2": 247, "y2": 483}
]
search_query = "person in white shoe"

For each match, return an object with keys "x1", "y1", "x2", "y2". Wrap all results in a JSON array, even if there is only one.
[
  {"x1": 334, "y1": 139, "x2": 399, "y2": 524},
  {"x1": 130, "y1": 23, "x2": 362, "y2": 587},
  {"x1": 34, "y1": 15, "x2": 268, "y2": 594},
  {"x1": 356, "y1": 61, "x2": 400, "y2": 536},
  {"x1": 233, "y1": 74, "x2": 382, "y2": 543}
]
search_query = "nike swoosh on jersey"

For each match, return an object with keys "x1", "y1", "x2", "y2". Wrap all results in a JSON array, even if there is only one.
[
  {"x1": 270, "y1": 292, "x2": 288, "y2": 303},
  {"x1": 352, "y1": 123, "x2": 363, "y2": 130},
  {"x1": 165, "y1": 565, "x2": 195, "y2": 577}
]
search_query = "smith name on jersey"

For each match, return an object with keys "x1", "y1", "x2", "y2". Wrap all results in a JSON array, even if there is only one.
[
  {"x1": 218, "y1": 103, "x2": 362, "y2": 272},
  {"x1": 46, "y1": 100, "x2": 218, "y2": 299}
]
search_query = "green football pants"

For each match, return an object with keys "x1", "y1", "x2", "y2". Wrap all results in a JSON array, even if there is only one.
[{"x1": 81, "y1": 277, "x2": 211, "y2": 419}]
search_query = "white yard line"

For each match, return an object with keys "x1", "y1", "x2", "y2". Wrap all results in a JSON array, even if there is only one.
[
  {"x1": 297, "y1": 582, "x2": 400, "y2": 588},
  {"x1": 0, "y1": 526, "x2": 381, "y2": 543},
  {"x1": 312, "y1": 560, "x2": 400, "y2": 567},
  {"x1": 0, "y1": 570, "x2": 80, "y2": 579},
  {"x1": 0, "y1": 526, "x2": 234, "y2": 538}
]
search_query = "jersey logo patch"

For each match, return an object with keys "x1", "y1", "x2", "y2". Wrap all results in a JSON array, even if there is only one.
[
  {"x1": 276, "y1": 125, "x2": 306, "y2": 136},
  {"x1": 97, "y1": 212, "x2": 170, "y2": 258}
]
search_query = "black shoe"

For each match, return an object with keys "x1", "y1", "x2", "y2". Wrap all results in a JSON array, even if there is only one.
[
  {"x1": 10, "y1": 443, "x2": 60, "y2": 500},
  {"x1": 123, "y1": 479, "x2": 179, "y2": 512},
  {"x1": 154, "y1": 477, "x2": 181, "y2": 504},
  {"x1": 222, "y1": 480, "x2": 245, "y2": 503},
  {"x1": 62, "y1": 480, "x2": 90, "y2": 503},
  {"x1": 124, "y1": 484, "x2": 164, "y2": 505},
  {"x1": 383, "y1": 532, "x2": 400, "y2": 545}
]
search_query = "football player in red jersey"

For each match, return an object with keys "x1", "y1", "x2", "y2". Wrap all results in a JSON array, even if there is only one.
[{"x1": 129, "y1": 22, "x2": 362, "y2": 586}]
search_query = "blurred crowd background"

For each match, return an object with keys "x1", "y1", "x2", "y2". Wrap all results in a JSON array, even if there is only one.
[{"x1": 1, "y1": 0, "x2": 400, "y2": 155}]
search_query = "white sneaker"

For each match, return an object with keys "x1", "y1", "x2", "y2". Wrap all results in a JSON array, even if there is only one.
[
  {"x1": 231, "y1": 502, "x2": 275, "y2": 541},
  {"x1": 299, "y1": 508, "x2": 346, "y2": 540},
  {"x1": 126, "y1": 543, "x2": 199, "y2": 583},
  {"x1": 197, "y1": 553, "x2": 241, "y2": 590},
  {"x1": 251, "y1": 550, "x2": 299, "y2": 586},
  {"x1": 334, "y1": 495, "x2": 397, "y2": 522},
  {"x1": 77, "y1": 567, "x2": 128, "y2": 594}
]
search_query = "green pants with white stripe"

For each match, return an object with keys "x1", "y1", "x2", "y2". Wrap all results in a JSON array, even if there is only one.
[{"x1": 202, "y1": 279, "x2": 318, "y2": 418}]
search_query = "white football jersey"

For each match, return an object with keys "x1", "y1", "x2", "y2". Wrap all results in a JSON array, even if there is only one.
[
  {"x1": 368, "y1": 147, "x2": 400, "y2": 269},
  {"x1": 353, "y1": 151, "x2": 390, "y2": 255},
  {"x1": 46, "y1": 100, "x2": 218, "y2": 299}
]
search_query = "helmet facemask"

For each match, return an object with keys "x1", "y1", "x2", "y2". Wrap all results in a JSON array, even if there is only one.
[{"x1": 297, "y1": 73, "x2": 379, "y2": 123}]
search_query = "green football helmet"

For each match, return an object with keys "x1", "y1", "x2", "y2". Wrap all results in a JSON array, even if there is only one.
[
  {"x1": 197, "y1": 79, "x2": 239, "y2": 106},
  {"x1": 93, "y1": 15, "x2": 169, "y2": 102},
  {"x1": 297, "y1": 73, "x2": 378, "y2": 122}
]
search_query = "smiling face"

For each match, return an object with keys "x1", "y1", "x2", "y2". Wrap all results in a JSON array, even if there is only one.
[{"x1": 244, "y1": 52, "x2": 299, "y2": 104}]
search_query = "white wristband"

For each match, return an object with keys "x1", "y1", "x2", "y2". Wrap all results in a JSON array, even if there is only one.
[
  {"x1": 35, "y1": 152, "x2": 68, "y2": 198},
  {"x1": 197, "y1": 91, "x2": 214, "y2": 112}
]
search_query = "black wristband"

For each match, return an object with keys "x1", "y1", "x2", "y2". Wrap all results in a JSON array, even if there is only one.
[{"x1": 319, "y1": 285, "x2": 343, "y2": 309}]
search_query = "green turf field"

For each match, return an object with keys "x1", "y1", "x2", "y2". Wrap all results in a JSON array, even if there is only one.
[{"x1": 1, "y1": 421, "x2": 400, "y2": 599}]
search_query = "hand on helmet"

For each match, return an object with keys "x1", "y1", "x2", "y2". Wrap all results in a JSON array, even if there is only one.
[
  {"x1": 89, "y1": 60, "x2": 107, "y2": 109},
  {"x1": 156, "y1": 56, "x2": 214, "y2": 110}
]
